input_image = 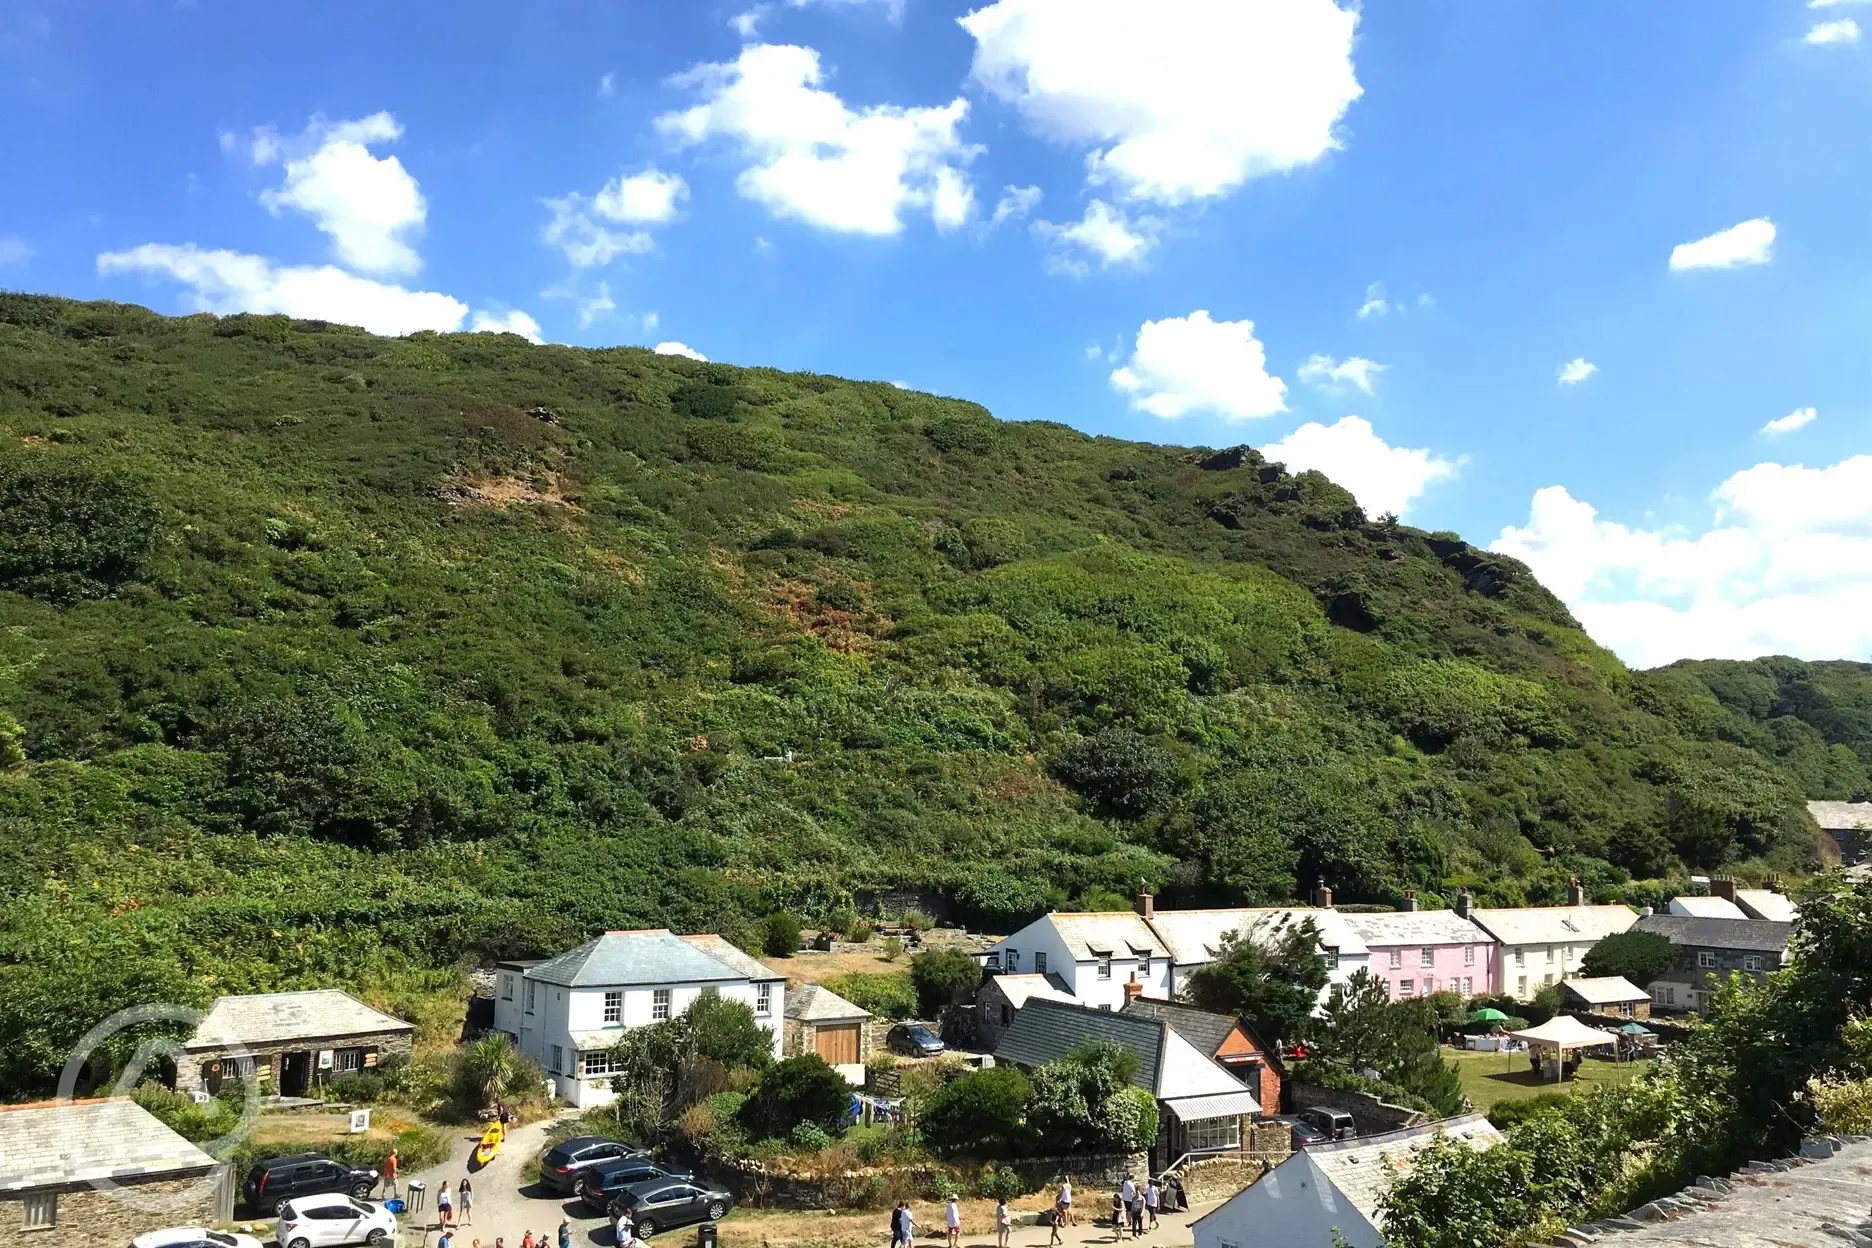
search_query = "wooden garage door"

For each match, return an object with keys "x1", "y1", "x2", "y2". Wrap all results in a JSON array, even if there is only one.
[{"x1": 814, "y1": 1023, "x2": 861, "y2": 1065}]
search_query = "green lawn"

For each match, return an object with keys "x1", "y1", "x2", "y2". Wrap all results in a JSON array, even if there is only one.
[{"x1": 1448, "y1": 1046, "x2": 1651, "y2": 1110}]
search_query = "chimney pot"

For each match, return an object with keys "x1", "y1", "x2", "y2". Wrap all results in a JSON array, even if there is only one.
[
  {"x1": 1710, "y1": 878, "x2": 1736, "y2": 902},
  {"x1": 1123, "y1": 980, "x2": 1143, "y2": 1001},
  {"x1": 1401, "y1": 890, "x2": 1419, "y2": 912},
  {"x1": 1136, "y1": 890, "x2": 1155, "y2": 921},
  {"x1": 1567, "y1": 875, "x2": 1584, "y2": 907},
  {"x1": 1311, "y1": 877, "x2": 1334, "y2": 909},
  {"x1": 1455, "y1": 890, "x2": 1473, "y2": 919}
]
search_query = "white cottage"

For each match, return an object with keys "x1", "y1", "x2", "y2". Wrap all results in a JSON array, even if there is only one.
[{"x1": 492, "y1": 929, "x2": 785, "y2": 1107}]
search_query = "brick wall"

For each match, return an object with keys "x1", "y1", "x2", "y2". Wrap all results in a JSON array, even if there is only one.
[{"x1": 0, "y1": 1174, "x2": 218, "y2": 1248}]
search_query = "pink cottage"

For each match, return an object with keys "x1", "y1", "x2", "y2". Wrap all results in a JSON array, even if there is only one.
[{"x1": 1342, "y1": 903, "x2": 1495, "y2": 1000}]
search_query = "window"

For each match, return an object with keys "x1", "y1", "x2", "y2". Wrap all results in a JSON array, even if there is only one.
[
  {"x1": 1545, "y1": 947, "x2": 1555, "y2": 964},
  {"x1": 1742, "y1": 955, "x2": 1762, "y2": 972},
  {"x1": 1422, "y1": 976, "x2": 1435, "y2": 994},
  {"x1": 700, "y1": 986, "x2": 720, "y2": 999},
  {"x1": 1420, "y1": 948, "x2": 1434, "y2": 968},
  {"x1": 1388, "y1": 949, "x2": 1402, "y2": 969},
  {"x1": 525, "y1": 980, "x2": 537, "y2": 1015},
  {"x1": 1544, "y1": 973, "x2": 1555, "y2": 986},
  {"x1": 1096, "y1": 955, "x2": 1113, "y2": 980},
  {"x1": 550, "y1": 1045, "x2": 563, "y2": 1075},
  {"x1": 1137, "y1": 953, "x2": 1151, "y2": 976},
  {"x1": 1697, "y1": 951, "x2": 1718, "y2": 970},
  {"x1": 1183, "y1": 1115, "x2": 1241, "y2": 1153},
  {"x1": 1398, "y1": 979, "x2": 1414, "y2": 998},
  {"x1": 985, "y1": 952, "x2": 1001, "y2": 970},
  {"x1": 1035, "y1": 952, "x2": 1048, "y2": 974},
  {"x1": 336, "y1": 1048, "x2": 363, "y2": 1073},
  {"x1": 756, "y1": 982, "x2": 774, "y2": 1017},
  {"x1": 603, "y1": 991, "x2": 622, "y2": 1024},
  {"x1": 1460, "y1": 976, "x2": 1473, "y2": 995},
  {"x1": 501, "y1": 975, "x2": 514, "y2": 1001},
  {"x1": 21, "y1": 1193, "x2": 55, "y2": 1230},
  {"x1": 582, "y1": 1050, "x2": 618, "y2": 1078},
  {"x1": 652, "y1": 988, "x2": 672, "y2": 1021},
  {"x1": 1464, "y1": 945, "x2": 1476, "y2": 966},
  {"x1": 1517, "y1": 975, "x2": 1528, "y2": 996},
  {"x1": 1007, "y1": 949, "x2": 1020, "y2": 972},
  {"x1": 1514, "y1": 949, "x2": 1525, "y2": 968}
]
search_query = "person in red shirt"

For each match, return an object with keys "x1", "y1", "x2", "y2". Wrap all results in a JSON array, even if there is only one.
[{"x1": 381, "y1": 1150, "x2": 399, "y2": 1199}]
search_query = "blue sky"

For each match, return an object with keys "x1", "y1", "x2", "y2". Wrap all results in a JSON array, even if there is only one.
[{"x1": 2, "y1": 0, "x2": 1870, "y2": 666}]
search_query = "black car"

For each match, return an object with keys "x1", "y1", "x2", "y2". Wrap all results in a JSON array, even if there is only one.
[
  {"x1": 610, "y1": 1179, "x2": 734, "y2": 1237},
  {"x1": 885, "y1": 1022, "x2": 945, "y2": 1057},
  {"x1": 579, "y1": 1159, "x2": 690, "y2": 1212},
  {"x1": 243, "y1": 1154, "x2": 378, "y2": 1215},
  {"x1": 538, "y1": 1137, "x2": 651, "y2": 1195}
]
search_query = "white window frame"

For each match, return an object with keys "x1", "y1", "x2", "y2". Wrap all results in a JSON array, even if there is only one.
[
  {"x1": 1420, "y1": 947, "x2": 1434, "y2": 969},
  {"x1": 1742, "y1": 955, "x2": 1762, "y2": 972},
  {"x1": 550, "y1": 1044, "x2": 563, "y2": 1075},
  {"x1": 1388, "y1": 949, "x2": 1403, "y2": 969},
  {"x1": 336, "y1": 1048, "x2": 363, "y2": 1073},
  {"x1": 22, "y1": 1192, "x2": 56, "y2": 1230},
  {"x1": 1399, "y1": 979, "x2": 1414, "y2": 998},
  {"x1": 582, "y1": 1050, "x2": 618, "y2": 1078},
  {"x1": 603, "y1": 991, "x2": 623, "y2": 1024},
  {"x1": 1137, "y1": 953, "x2": 1151, "y2": 976},
  {"x1": 1096, "y1": 956, "x2": 1113, "y2": 980},
  {"x1": 1035, "y1": 952, "x2": 1048, "y2": 974},
  {"x1": 1181, "y1": 1115, "x2": 1241, "y2": 1153},
  {"x1": 501, "y1": 974, "x2": 513, "y2": 1002},
  {"x1": 525, "y1": 980, "x2": 537, "y2": 1015},
  {"x1": 1007, "y1": 948, "x2": 1020, "y2": 972},
  {"x1": 1464, "y1": 945, "x2": 1475, "y2": 966},
  {"x1": 1697, "y1": 951, "x2": 1718, "y2": 970},
  {"x1": 652, "y1": 988, "x2": 672, "y2": 1021},
  {"x1": 1517, "y1": 975, "x2": 1528, "y2": 996},
  {"x1": 756, "y1": 982, "x2": 774, "y2": 1017},
  {"x1": 1545, "y1": 947, "x2": 1555, "y2": 964}
]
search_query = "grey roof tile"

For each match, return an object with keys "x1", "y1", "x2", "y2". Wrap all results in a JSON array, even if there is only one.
[
  {"x1": 528, "y1": 930, "x2": 748, "y2": 988},
  {"x1": 1633, "y1": 913, "x2": 1794, "y2": 953},
  {"x1": 993, "y1": 998, "x2": 1163, "y2": 1091},
  {"x1": 0, "y1": 1100, "x2": 216, "y2": 1192}
]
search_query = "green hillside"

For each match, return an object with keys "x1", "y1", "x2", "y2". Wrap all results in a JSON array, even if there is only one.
[
  {"x1": 1656, "y1": 657, "x2": 1872, "y2": 801},
  {"x1": 0, "y1": 293, "x2": 1825, "y2": 1095}
]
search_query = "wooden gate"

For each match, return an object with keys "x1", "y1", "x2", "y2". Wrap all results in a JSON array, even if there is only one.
[{"x1": 813, "y1": 1023, "x2": 861, "y2": 1065}]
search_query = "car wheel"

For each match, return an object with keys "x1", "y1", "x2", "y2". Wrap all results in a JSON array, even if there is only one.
[
  {"x1": 289, "y1": 1239, "x2": 311, "y2": 1248},
  {"x1": 707, "y1": 1202, "x2": 727, "y2": 1220},
  {"x1": 276, "y1": 1198, "x2": 293, "y2": 1217},
  {"x1": 367, "y1": 1230, "x2": 388, "y2": 1245},
  {"x1": 636, "y1": 1220, "x2": 656, "y2": 1238},
  {"x1": 351, "y1": 1181, "x2": 374, "y2": 1199}
]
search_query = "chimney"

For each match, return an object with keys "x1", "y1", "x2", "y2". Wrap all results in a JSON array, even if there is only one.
[
  {"x1": 1455, "y1": 890, "x2": 1473, "y2": 920},
  {"x1": 1567, "y1": 875, "x2": 1584, "y2": 907},
  {"x1": 1136, "y1": 890, "x2": 1155, "y2": 921},
  {"x1": 1639, "y1": 905, "x2": 1654, "y2": 919},
  {"x1": 1401, "y1": 890, "x2": 1419, "y2": 912},
  {"x1": 1311, "y1": 877, "x2": 1333, "y2": 909},
  {"x1": 1123, "y1": 980, "x2": 1144, "y2": 1001},
  {"x1": 1710, "y1": 877, "x2": 1736, "y2": 902}
]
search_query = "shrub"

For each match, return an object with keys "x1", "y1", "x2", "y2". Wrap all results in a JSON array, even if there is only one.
[
  {"x1": 882, "y1": 937, "x2": 905, "y2": 962},
  {"x1": 0, "y1": 462, "x2": 156, "y2": 603},
  {"x1": 1580, "y1": 930, "x2": 1676, "y2": 987},
  {"x1": 763, "y1": 912, "x2": 803, "y2": 957},
  {"x1": 1808, "y1": 1074, "x2": 1872, "y2": 1134},
  {"x1": 791, "y1": 1121, "x2": 837, "y2": 1151},
  {"x1": 1051, "y1": 729, "x2": 1179, "y2": 818},
  {"x1": 976, "y1": 1166, "x2": 1028, "y2": 1200},
  {"x1": 850, "y1": 919, "x2": 875, "y2": 943},
  {"x1": 741, "y1": 1055, "x2": 853, "y2": 1138},
  {"x1": 828, "y1": 905, "x2": 859, "y2": 938},
  {"x1": 1486, "y1": 1091, "x2": 1574, "y2": 1131},
  {"x1": 909, "y1": 948, "x2": 982, "y2": 1017},
  {"x1": 922, "y1": 1066, "x2": 1032, "y2": 1156},
  {"x1": 327, "y1": 1071, "x2": 386, "y2": 1103},
  {"x1": 905, "y1": 911, "x2": 936, "y2": 934},
  {"x1": 835, "y1": 973, "x2": 919, "y2": 1020},
  {"x1": 687, "y1": 993, "x2": 776, "y2": 1071}
]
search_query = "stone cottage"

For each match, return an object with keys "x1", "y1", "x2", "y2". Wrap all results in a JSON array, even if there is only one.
[{"x1": 178, "y1": 989, "x2": 414, "y2": 1098}]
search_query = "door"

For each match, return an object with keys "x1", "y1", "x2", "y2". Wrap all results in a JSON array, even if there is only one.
[
  {"x1": 280, "y1": 1050, "x2": 311, "y2": 1096},
  {"x1": 814, "y1": 1023, "x2": 861, "y2": 1065}
]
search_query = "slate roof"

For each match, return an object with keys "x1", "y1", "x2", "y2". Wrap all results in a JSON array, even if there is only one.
[
  {"x1": 985, "y1": 973, "x2": 1077, "y2": 1009},
  {"x1": 679, "y1": 933, "x2": 786, "y2": 982},
  {"x1": 0, "y1": 1099, "x2": 216, "y2": 1192},
  {"x1": 1047, "y1": 912, "x2": 1170, "y2": 962},
  {"x1": 1561, "y1": 975, "x2": 1651, "y2": 1006},
  {"x1": 1809, "y1": 799, "x2": 1872, "y2": 831},
  {"x1": 1147, "y1": 907, "x2": 1370, "y2": 963},
  {"x1": 1305, "y1": 1114, "x2": 1502, "y2": 1221},
  {"x1": 1341, "y1": 908, "x2": 1492, "y2": 947},
  {"x1": 186, "y1": 989, "x2": 411, "y2": 1050},
  {"x1": 1634, "y1": 913, "x2": 1795, "y2": 953},
  {"x1": 1668, "y1": 896, "x2": 1749, "y2": 920},
  {"x1": 1119, "y1": 997, "x2": 1242, "y2": 1060},
  {"x1": 782, "y1": 983, "x2": 870, "y2": 1023},
  {"x1": 1734, "y1": 889, "x2": 1799, "y2": 923},
  {"x1": 1469, "y1": 904, "x2": 1638, "y2": 947},
  {"x1": 994, "y1": 998, "x2": 1162, "y2": 1091},
  {"x1": 528, "y1": 929, "x2": 747, "y2": 988}
]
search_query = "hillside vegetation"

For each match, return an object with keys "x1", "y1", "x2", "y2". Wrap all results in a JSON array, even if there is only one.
[
  {"x1": 0, "y1": 293, "x2": 1826, "y2": 1094},
  {"x1": 1657, "y1": 657, "x2": 1872, "y2": 802}
]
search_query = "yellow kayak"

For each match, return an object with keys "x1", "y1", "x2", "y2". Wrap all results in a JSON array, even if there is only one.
[{"x1": 474, "y1": 1122, "x2": 504, "y2": 1165}]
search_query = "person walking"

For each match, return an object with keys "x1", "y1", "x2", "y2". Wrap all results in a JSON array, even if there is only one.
[
  {"x1": 380, "y1": 1149, "x2": 399, "y2": 1199},
  {"x1": 1128, "y1": 1190, "x2": 1144, "y2": 1238},
  {"x1": 436, "y1": 1233, "x2": 450, "y2": 1248},
  {"x1": 615, "y1": 1205, "x2": 633, "y2": 1247},
  {"x1": 521, "y1": 1232, "x2": 534, "y2": 1248},
  {"x1": 458, "y1": 1177, "x2": 474, "y2": 1226},
  {"x1": 1047, "y1": 1206, "x2": 1063, "y2": 1248},
  {"x1": 436, "y1": 1181, "x2": 453, "y2": 1229},
  {"x1": 945, "y1": 1195, "x2": 962, "y2": 1248},
  {"x1": 1110, "y1": 1190, "x2": 1126, "y2": 1241},
  {"x1": 995, "y1": 1198, "x2": 1011, "y2": 1248},
  {"x1": 1144, "y1": 1178, "x2": 1160, "y2": 1231},
  {"x1": 1057, "y1": 1179, "x2": 1074, "y2": 1227},
  {"x1": 558, "y1": 1218, "x2": 571, "y2": 1248}
]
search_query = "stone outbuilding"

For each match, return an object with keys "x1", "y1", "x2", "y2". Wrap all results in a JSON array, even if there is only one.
[
  {"x1": 1561, "y1": 975, "x2": 1652, "y2": 1019},
  {"x1": 974, "y1": 972, "x2": 1077, "y2": 1052},
  {"x1": 178, "y1": 989, "x2": 415, "y2": 1098},
  {"x1": 0, "y1": 1098, "x2": 223, "y2": 1244},
  {"x1": 782, "y1": 984, "x2": 873, "y2": 1080}
]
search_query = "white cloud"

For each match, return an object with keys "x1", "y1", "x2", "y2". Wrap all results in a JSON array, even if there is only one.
[
  {"x1": 1669, "y1": 217, "x2": 1775, "y2": 271},
  {"x1": 1492, "y1": 457, "x2": 1872, "y2": 666},
  {"x1": 1297, "y1": 352, "x2": 1383, "y2": 395},
  {"x1": 641, "y1": 311, "x2": 660, "y2": 332},
  {"x1": 1557, "y1": 357, "x2": 1597, "y2": 386},
  {"x1": 1762, "y1": 406, "x2": 1817, "y2": 436},
  {"x1": 1262, "y1": 416, "x2": 1458, "y2": 518},
  {"x1": 1805, "y1": 18, "x2": 1862, "y2": 42},
  {"x1": 754, "y1": 235, "x2": 774, "y2": 253},
  {"x1": 1084, "y1": 342, "x2": 1105, "y2": 361},
  {"x1": 96, "y1": 243, "x2": 471, "y2": 336},
  {"x1": 960, "y1": 0, "x2": 1360, "y2": 208},
  {"x1": 931, "y1": 165, "x2": 976, "y2": 231},
  {"x1": 470, "y1": 308, "x2": 544, "y2": 343},
  {"x1": 791, "y1": 0, "x2": 906, "y2": 18},
  {"x1": 1034, "y1": 199, "x2": 1160, "y2": 274},
  {"x1": 991, "y1": 184, "x2": 1043, "y2": 225},
  {"x1": 593, "y1": 169, "x2": 690, "y2": 225},
  {"x1": 654, "y1": 341, "x2": 708, "y2": 361},
  {"x1": 1416, "y1": 292, "x2": 1435, "y2": 310},
  {"x1": 1355, "y1": 280, "x2": 1389, "y2": 318},
  {"x1": 598, "y1": 72, "x2": 616, "y2": 96},
  {"x1": 730, "y1": 7, "x2": 769, "y2": 37},
  {"x1": 1811, "y1": 0, "x2": 1869, "y2": 7},
  {"x1": 578, "y1": 282, "x2": 617, "y2": 329},
  {"x1": 250, "y1": 112, "x2": 427, "y2": 277},
  {"x1": 0, "y1": 234, "x2": 31, "y2": 268},
  {"x1": 1109, "y1": 309, "x2": 1287, "y2": 420},
  {"x1": 655, "y1": 43, "x2": 977, "y2": 236},
  {"x1": 540, "y1": 196, "x2": 654, "y2": 269}
]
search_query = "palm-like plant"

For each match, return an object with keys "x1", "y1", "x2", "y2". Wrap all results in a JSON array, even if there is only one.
[{"x1": 459, "y1": 1035, "x2": 520, "y2": 1108}]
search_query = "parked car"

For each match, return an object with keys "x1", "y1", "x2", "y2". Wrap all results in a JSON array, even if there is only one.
[
  {"x1": 243, "y1": 1155, "x2": 378, "y2": 1215},
  {"x1": 1291, "y1": 1107, "x2": 1357, "y2": 1148},
  {"x1": 538, "y1": 1136, "x2": 651, "y2": 1195},
  {"x1": 276, "y1": 1194, "x2": 397, "y2": 1248},
  {"x1": 580, "y1": 1158, "x2": 691, "y2": 1212},
  {"x1": 608, "y1": 1178, "x2": 735, "y2": 1237},
  {"x1": 885, "y1": 1022, "x2": 945, "y2": 1057},
  {"x1": 132, "y1": 1229, "x2": 264, "y2": 1248}
]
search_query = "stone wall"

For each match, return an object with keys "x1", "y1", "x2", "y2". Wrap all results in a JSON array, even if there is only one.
[
  {"x1": 0, "y1": 1173, "x2": 218, "y2": 1248},
  {"x1": 717, "y1": 1151, "x2": 1146, "y2": 1211},
  {"x1": 175, "y1": 1030, "x2": 414, "y2": 1096},
  {"x1": 1291, "y1": 1081, "x2": 1427, "y2": 1135}
]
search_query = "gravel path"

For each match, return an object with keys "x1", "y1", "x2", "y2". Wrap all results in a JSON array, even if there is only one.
[{"x1": 399, "y1": 1115, "x2": 617, "y2": 1248}]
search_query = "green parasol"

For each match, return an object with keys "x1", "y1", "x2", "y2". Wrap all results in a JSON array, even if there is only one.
[
  {"x1": 1618, "y1": 1023, "x2": 1653, "y2": 1035},
  {"x1": 1471, "y1": 1007, "x2": 1510, "y2": 1022}
]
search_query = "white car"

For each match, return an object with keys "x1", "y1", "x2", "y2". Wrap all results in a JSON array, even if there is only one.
[
  {"x1": 277, "y1": 1192, "x2": 397, "y2": 1248},
  {"x1": 132, "y1": 1230, "x2": 264, "y2": 1248}
]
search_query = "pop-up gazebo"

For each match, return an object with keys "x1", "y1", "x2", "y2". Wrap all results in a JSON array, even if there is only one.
[{"x1": 1509, "y1": 1016, "x2": 1618, "y2": 1080}]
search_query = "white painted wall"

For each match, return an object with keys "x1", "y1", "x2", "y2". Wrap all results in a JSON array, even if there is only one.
[{"x1": 1192, "y1": 1152, "x2": 1380, "y2": 1248}]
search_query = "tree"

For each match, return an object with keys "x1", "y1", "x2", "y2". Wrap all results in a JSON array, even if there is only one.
[
  {"x1": 0, "y1": 462, "x2": 156, "y2": 603},
  {"x1": 740, "y1": 1055, "x2": 852, "y2": 1139},
  {"x1": 455, "y1": 1034, "x2": 522, "y2": 1109},
  {"x1": 1183, "y1": 924, "x2": 1329, "y2": 1046},
  {"x1": 687, "y1": 993, "x2": 774, "y2": 1071},
  {"x1": 1312, "y1": 970, "x2": 1464, "y2": 1116},
  {"x1": 908, "y1": 948, "x2": 983, "y2": 1018},
  {"x1": 921, "y1": 1065, "x2": 1032, "y2": 1155},
  {"x1": 1051, "y1": 729, "x2": 1179, "y2": 818},
  {"x1": 1580, "y1": 929, "x2": 1675, "y2": 987},
  {"x1": 1026, "y1": 1040, "x2": 1149, "y2": 1154},
  {"x1": 761, "y1": 912, "x2": 802, "y2": 958}
]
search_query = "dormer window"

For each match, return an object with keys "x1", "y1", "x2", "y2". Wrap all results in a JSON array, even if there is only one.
[{"x1": 1097, "y1": 955, "x2": 1113, "y2": 980}]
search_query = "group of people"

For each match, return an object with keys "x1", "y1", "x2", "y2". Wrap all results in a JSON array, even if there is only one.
[
  {"x1": 886, "y1": 1174, "x2": 1180, "y2": 1248},
  {"x1": 435, "y1": 1225, "x2": 573, "y2": 1248}
]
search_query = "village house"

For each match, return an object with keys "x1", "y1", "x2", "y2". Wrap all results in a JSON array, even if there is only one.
[
  {"x1": 0, "y1": 1098, "x2": 223, "y2": 1242},
  {"x1": 1633, "y1": 912, "x2": 1794, "y2": 1014},
  {"x1": 1810, "y1": 799, "x2": 1872, "y2": 866},
  {"x1": 1191, "y1": 1115, "x2": 1502, "y2": 1248},
  {"x1": 974, "y1": 972, "x2": 1077, "y2": 1052},
  {"x1": 1667, "y1": 895, "x2": 1748, "y2": 920},
  {"x1": 1120, "y1": 996, "x2": 1284, "y2": 1118},
  {"x1": 177, "y1": 989, "x2": 414, "y2": 1099},
  {"x1": 995, "y1": 998, "x2": 1266, "y2": 1167},
  {"x1": 1341, "y1": 897, "x2": 1495, "y2": 999},
  {"x1": 781, "y1": 983, "x2": 872, "y2": 1082},
  {"x1": 1467, "y1": 883, "x2": 1638, "y2": 1000},
  {"x1": 1732, "y1": 887, "x2": 1799, "y2": 923},
  {"x1": 492, "y1": 929, "x2": 785, "y2": 1107},
  {"x1": 1143, "y1": 892, "x2": 1374, "y2": 1007},
  {"x1": 1560, "y1": 975, "x2": 1651, "y2": 1019}
]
